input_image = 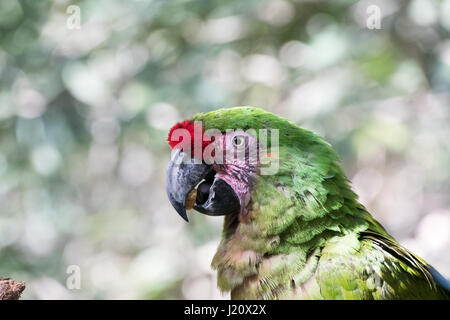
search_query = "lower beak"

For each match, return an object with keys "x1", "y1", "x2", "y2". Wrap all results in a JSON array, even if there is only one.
[{"x1": 166, "y1": 149, "x2": 240, "y2": 222}]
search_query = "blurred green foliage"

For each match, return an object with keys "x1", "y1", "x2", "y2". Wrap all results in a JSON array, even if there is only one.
[{"x1": 0, "y1": 0, "x2": 449, "y2": 299}]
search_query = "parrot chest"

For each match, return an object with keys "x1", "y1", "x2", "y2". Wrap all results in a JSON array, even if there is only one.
[{"x1": 213, "y1": 239, "x2": 323, "y2": 300}]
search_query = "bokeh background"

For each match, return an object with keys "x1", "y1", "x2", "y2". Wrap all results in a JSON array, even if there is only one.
[{"x1": 0, "y1": 0, "x2": 449, "y2": 299}]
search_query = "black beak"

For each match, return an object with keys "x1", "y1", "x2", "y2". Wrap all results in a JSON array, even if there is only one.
[{"x1": 166, "y1": 149, "x2": 240, "y2": 222}]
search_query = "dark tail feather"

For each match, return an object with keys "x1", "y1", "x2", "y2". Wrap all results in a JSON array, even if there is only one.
[{"x1": 429, "y1": 266, "x2": 450, "y2": 297}]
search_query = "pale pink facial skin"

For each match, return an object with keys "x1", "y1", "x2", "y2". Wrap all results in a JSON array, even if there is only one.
[{"x1": 210, "y1": 131, "x2": 261, "y2": 212}]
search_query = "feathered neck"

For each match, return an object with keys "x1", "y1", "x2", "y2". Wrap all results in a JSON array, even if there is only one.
[{"x1": 211, "y1": 146, "x2": 375, "y2": 297}]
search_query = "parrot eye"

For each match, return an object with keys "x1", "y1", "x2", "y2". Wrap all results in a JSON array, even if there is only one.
[{"x1": 232, "y1": 135, "x2": 245, "y2": 148}]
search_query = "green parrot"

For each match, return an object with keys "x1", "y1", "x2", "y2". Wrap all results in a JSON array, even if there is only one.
[{"x1": 165, "y1": 106, "x2": 450, "y2": 300}]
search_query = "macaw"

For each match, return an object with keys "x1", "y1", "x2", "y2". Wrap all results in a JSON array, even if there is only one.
[{"x1": 165, "y1": 106, "x2": 450, "y2": 300}]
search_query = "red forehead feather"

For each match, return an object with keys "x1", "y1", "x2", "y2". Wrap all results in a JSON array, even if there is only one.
[
  {"x1": 167, "y1": 120, "x2": 213, "y2": 154},
  {"x1": 167, "y1": 120, "x2": 194, "y2": 149}
]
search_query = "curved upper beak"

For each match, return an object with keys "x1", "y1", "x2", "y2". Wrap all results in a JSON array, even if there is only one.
[{"x1": 166, "y1": 149, "x2": 240, "y2": 222}]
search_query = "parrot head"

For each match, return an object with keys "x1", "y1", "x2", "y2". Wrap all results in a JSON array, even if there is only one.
[
  {"x1": 165, "y1": 106, "x2": 339, "y2": 223},
  {"x1": 165, "y1": 107, "x2": 450, "y2": 300}
]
